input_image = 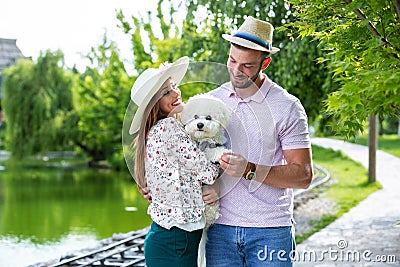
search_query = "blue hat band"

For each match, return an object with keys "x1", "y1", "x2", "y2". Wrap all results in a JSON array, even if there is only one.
[{"x1": 233, "y1": 32, "x2": 272, "y2": 50}]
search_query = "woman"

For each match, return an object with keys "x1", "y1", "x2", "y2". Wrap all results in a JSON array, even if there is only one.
[{"x1": 129, "y1": 56, "x2": 220, "y2": 267}]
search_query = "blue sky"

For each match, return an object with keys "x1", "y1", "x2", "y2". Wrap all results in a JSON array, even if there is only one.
[{"x1": 0, "y1": 0, "x2": 159, "y2": 71}]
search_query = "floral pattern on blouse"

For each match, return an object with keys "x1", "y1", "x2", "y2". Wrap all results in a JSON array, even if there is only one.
[{"x1": 145, "y1": 117, "x2": 219, "y2": 229}]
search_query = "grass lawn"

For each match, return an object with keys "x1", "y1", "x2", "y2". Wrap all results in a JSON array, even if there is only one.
[{"x1": 296, "y1": 144, "x2": 382, "y2": 243}]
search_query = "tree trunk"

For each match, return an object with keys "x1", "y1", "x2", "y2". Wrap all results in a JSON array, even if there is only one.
[
  {"x1": 398, "y1": 116, "x2": 400, "y2": 140},
  {"x1": 368, "y1": 115, "x2": 377, "y2": 183}
]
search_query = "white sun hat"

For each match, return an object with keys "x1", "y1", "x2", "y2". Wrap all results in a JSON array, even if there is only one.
[
  {"x1": 129, "y1": 56, "x2": 189, "y2": 135},
  {"x1": 222, "y1": 16, "x2": 280, "y2": 54}
]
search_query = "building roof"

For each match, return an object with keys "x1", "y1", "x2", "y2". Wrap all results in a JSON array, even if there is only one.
[
  {"x1": 0, "y1": 38, "x2": 26, "y2": 99},
  {"x1": 0, "y1": 38, "x2": 25, "y2": 71}
]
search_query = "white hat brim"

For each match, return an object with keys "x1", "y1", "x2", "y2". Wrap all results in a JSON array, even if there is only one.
[
  {"x1": 222, "y1": 34, "x2": 279, "y2": 54},
  {"x1": 129, "y1": 56, "x2": 189, "y2": 135}
]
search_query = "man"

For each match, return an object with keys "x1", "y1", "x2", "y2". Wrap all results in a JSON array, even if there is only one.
[{"x1": 203, "y1": 16, "x2": 313, "y2": 267}]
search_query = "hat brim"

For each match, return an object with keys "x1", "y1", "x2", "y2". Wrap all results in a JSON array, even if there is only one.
[
  {"x1": 129, "y1": 56, "x2": 189, "y2": 135},
  {"x1": 222, "y1": 34, "x2": 279, "y2": 54}
]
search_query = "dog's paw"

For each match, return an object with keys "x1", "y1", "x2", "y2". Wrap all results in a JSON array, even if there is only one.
[{"x1": 205, "y1": 147, "x2": 231, "y2": 163}]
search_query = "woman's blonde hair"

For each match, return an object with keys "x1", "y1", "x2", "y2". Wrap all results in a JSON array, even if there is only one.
[{"x1": 131, "y1": 88, "x2": 167, "y2": 189}]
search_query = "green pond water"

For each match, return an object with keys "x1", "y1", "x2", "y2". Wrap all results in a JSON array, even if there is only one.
[{"x1": 0, "y1": 161, "x2": 151, "y2": 267}]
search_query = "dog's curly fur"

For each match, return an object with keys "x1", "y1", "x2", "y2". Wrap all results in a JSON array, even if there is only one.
[
  {"x1": 180, "y1": 94, "x2": 232, "y2": 267},
  {"x1": 181, "y1": 94, "x2": 231, "y2": 163}
]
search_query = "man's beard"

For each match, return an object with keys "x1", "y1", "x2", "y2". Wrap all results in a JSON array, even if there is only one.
[{"x1": 229, "y1": 67, "x2": 261, "y2": 89}]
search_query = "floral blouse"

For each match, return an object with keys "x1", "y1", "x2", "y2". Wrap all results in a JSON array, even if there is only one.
[{"x1": 145, "y1": 117, "x2": 219, "y2": 230}]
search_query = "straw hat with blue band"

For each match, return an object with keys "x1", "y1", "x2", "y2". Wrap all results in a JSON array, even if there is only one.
[{"x1": 222, "y1": 16, "x2": 279, "y2": 54}]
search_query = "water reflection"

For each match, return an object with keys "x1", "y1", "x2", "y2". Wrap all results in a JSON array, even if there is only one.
[{"x1": 0, "y1": 164, "x2": 151, "y2": 266}]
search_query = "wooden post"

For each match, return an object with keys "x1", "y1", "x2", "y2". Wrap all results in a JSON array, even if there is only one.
[{"x1": 368, "y1": 114, "x2": 377, "y2": 183}]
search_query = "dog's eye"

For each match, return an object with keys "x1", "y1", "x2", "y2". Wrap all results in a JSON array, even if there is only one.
[
  {"x1": 194, "y1": 115, "x2": 199, "y2": 119},
  {"x1": 206, "y1": 115, "x2": 212, "y2": 120}
]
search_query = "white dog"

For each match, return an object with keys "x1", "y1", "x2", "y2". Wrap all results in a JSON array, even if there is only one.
[
  {"x1": 181, "y1": 94, "x2": 231, "y2": 163},
  {"x1": 180, "y1": 94, "x2": 232, "y2": 267}
]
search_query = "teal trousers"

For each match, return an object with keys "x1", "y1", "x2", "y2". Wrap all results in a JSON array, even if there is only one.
[{"x1": 144, "y1": 222, "x2": 203, "y2": 267}]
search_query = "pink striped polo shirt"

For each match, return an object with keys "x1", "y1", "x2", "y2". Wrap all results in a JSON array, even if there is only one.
[{"x1": 209, "y1": 74, "x2": 311, "y2": 227}]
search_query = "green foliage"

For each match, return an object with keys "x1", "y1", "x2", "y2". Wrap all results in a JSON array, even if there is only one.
[
  {"x1": 116, "y1": 0, "x2": 332, "y2": 124},
  {"x1": 116, "y1": 0, "x2": 186, "y2": 74},
  {"x1": 273, "y1": 36, "x2": 335, "y2": 122},
  {"x1": 379, "y1": 115, "x2": 399, "y2": 135},
  {"x1": 184, "y1": 0, "x2": 333, "y2": 122},
  {"x1": 2, "y1": 51, "x2": 74, "y2": 158},
  {"x1": 285, "y1": 0, "x2": 400, "y2": 138},
  {"x1": 66, "y1": 37, "x2": 133, "y2": 165},
  {"x1": 2, "y1": 37, "x2": 133, "y2": 167}
]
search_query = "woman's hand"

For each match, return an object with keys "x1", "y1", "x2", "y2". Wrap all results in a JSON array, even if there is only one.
[
  {"x1": 218, "y1": 152, "x2": 247, "y2": 178},
  {"x1": 137, "y1": 184, "x2": 152, "y2": 203},
  {"x1": 202, "y1": 183, "x2": 219, "y2": 205}
]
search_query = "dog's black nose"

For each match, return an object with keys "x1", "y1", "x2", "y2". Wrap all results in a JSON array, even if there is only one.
[{"x1": 197, "y1": 122, "x2": 204, "y2": 129}]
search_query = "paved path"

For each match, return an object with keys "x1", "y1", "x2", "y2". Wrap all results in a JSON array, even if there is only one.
[{"x1": 294, "y1": 138, "x2": 400, "y2": 266}]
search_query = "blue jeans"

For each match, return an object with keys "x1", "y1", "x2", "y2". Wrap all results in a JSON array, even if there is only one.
[{"x1": 206, "y1": 224, "x2": 296, "y2": 267}]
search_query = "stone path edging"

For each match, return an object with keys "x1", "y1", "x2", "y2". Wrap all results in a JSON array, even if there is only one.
[{"x1": 293, "y1": 138, "x2": 400, "y2": 266}]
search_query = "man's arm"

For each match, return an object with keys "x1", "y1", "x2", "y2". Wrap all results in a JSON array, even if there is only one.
[
  {"x1": 257, "y1": 148, "x2": 313, "y2": 189},
  {"x1": 219, "y1": 148, "x2": 313, "y2": 189}
]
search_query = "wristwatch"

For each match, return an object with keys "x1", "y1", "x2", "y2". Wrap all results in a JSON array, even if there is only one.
[{"x1": 244, "y1": 162, "x2": 256, "y2": 180}]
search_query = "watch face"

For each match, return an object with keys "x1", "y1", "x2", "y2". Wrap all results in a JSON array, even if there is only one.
[{"x1": 246, "y1": 172, "x2": 255, "y2": 180}]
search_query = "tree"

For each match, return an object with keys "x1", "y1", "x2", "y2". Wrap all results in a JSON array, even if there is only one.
[
  {"x1": 116, "y1": 1, "x2": 206, "y2": 101},
  {"x1": 65, "y1": 36, "x2": 133, "y2": 167},
  {"x1": 116, "y1": 0, "x2": 186, "y2": 72},
  {"x1": 2, "y1": 51, "x2": 73, "y2": 158},
  {"x1": 284, "y1": 0, "x2": 400, "y2": 138}
]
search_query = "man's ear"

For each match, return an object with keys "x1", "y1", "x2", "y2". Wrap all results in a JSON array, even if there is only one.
[{"x1": 261, "y1": 57, "x2": 272, "y2": 70}]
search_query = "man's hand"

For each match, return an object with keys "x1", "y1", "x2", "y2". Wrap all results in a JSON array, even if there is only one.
[
  {"x1": 218, "y1": 152, "x2": 248, "y2": 177},
  {"x1": 137, "y1": 184, "x2": 152, "y2": 203}
]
